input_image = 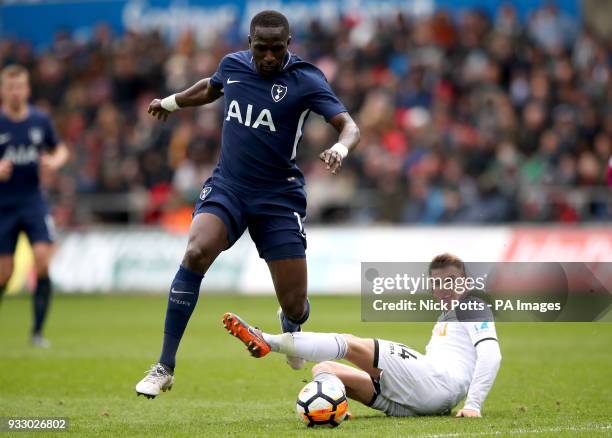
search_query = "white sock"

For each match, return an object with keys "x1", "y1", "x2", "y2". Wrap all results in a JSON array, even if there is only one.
[{"x1": 262, "y1": 332, "x2": 348, "y2": 362}]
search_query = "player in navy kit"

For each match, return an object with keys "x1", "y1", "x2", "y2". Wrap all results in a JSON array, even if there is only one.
[
  {"x1": 136, "y1": 10, "x2": 360, "y2": 397},
  {"x1": 0, "y1": 65, "x2": 69, "y2": 347}
]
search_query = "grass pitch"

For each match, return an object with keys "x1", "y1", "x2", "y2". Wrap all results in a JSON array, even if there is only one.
[{"x1": 0, "y1": 294, "x2": 611, "y2": 437}]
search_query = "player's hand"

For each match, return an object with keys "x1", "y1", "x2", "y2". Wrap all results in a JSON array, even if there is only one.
[
  {"x1": 0, "y1": 159, "x2": 13, "y2": 181},
  {"x1": 148, "y1": 99, "x2": 171, "y2": 121},
  {"x1": 40, "y1": 154, "x2": 61, "y2": 173},
  {"x1": 456, "y1": 408, "x2": 481, "y2": 418},
  {"x1": 319, "y1": 149, "x2": 343, "y2": 175}
]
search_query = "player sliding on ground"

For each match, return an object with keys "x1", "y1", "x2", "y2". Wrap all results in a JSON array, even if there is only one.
[
  {"x1": 223, "y1": 254, "x2": 502, "y2": 418},
  {"x1": 136, "y1": 10, "x2": 359, "y2": 398}
]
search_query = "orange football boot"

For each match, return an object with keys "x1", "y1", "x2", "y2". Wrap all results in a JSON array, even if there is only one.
[{"x1": 222, "y1": 312, "x2": 272, "y2": 358}]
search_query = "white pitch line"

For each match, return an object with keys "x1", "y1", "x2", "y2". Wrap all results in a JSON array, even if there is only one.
[{"x1": 421, "y1": 424, "x2": 612, "y2": 438}]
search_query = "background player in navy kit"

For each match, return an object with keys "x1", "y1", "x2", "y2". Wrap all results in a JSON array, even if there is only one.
[
  {"x1": 0, "y1": 65, "x2": 69, "y2": 347},
  {"x1": 135, "y1": 10, "x2": 360, "y2": 397}
]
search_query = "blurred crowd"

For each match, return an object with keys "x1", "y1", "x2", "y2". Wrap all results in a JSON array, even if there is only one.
[{"x1": 1, "y1": 3, "x2": 610, "y2": 226}]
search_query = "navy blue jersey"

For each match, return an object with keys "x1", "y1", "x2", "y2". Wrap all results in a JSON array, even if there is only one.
[
  {"x1": 0, "y1": 107, "x2": 59, "y2": 204},
  {"x1": 209, "y1": 50, "x2": 346, "y2": 191}
]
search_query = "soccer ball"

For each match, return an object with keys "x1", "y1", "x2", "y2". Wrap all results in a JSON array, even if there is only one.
[{"x1": 296, "y1": 380, "x2": 348, "y2": 428}]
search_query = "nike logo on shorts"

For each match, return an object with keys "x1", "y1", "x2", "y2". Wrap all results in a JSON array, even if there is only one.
[{"x1": 227, "y1": 78, "x2": 240, "y2": 84}]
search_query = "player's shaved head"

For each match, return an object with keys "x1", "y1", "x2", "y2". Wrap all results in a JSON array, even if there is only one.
[
  {"x1": 250, "y1": 10, "x2": 290, "y2": 38},
  {"x1": 248, "y1": 10, "x2": 291, "y2": 76}
]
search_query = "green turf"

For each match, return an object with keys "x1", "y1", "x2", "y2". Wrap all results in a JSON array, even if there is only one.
[{"x1": 0, "y1": 294, "x2": 611, "y2": 437}]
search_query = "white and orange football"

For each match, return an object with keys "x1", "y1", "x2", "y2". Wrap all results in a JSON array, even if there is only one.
[{"x1": 296, "y1": 380, "x2": 348, "y2": 428}]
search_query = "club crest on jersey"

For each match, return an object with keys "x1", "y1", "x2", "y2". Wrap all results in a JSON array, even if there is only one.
[
  {"x1": 29, "y1": 127, "x2": 43, "y2": 144},
  {"x1": 200, "y1": 186, "x2": 212, "y2": 200},
  {"x1": 271, "y1": 84, "x2": 287, "y2": 102}
]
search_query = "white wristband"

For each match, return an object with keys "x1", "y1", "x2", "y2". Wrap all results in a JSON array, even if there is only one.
[
  {"x1": 160, "y1": 94, "x2": 179, "y2": 112},
  {"x1": 330, "y1": 142, "x2": 349, "y2": 159}
]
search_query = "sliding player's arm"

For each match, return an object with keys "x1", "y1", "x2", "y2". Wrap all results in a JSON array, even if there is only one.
[
  {"x1": 148, "y1": 78, "x2": 224, "y2": 121},
  {"x1": 319, "y1": 112, "x2": 360, "y2": 175},
  {"x1": 454, "y1": 300, "x2": 502, "y2": 418},
  {"x1": 457, "y1": 339, "x2": 502, "y2": 417}
]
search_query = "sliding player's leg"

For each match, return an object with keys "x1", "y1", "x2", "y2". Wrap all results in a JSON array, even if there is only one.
[
  {"x1": 224, "y1": 312, "x2": 353, "y2": 362},
  {"x1": 223, "y1": 312, "x2": 343, "y2": 360},
  {"x1": 309, "y1": 361, "x2": 415, "y2": 416},
  {"x1": 311, "y1": 361, "x2": 376, "y2": 406},
  {"x1": 222, "y1": 318, "x2": 418, "y2": 416}
]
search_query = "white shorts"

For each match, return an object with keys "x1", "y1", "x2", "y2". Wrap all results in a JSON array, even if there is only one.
[{"x1": 373, "y1": 339, "x2": 460, "y2": 415}]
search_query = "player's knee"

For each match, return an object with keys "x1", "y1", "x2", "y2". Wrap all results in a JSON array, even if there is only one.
[
  {"x1": 34, "y1": 260, "x2": 50, "y2": 277},
  {"x1": 183, "y1": 240, "x2": 219, "y2": 272},
  {"x1": 341, "y1": 334, "x2": 366, "y2": 355},
  {"x1": 32, "y1": 245, "x2": 52, "y2": 277},
  {"x1": 281, "y1": 298, "x2": 307, "y2": 322},
  {"x1": 312, "y1": 361, "x2": 337, "y2": 377},
  {"x1": 341, "y1": 334, "x2": 359, "y2": 344}
]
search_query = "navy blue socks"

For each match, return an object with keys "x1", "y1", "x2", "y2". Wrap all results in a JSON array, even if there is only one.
[
  {"x1": 32, "y1": 276, "x2": 52, "y2": 335},
  {"x1": 280, "y1": 299, "x2": 310, "y2": 333},
  {"x1": 159, "y1": 265, "x2": 203, "y2": 370}
]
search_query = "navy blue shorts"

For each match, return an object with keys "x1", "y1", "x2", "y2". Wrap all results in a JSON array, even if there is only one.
[
  {"x1": 193, "y1": 178, "x2": 307, "y2": 261},
  {"x1": 0, "y1": 195, "x2": 55, "y2": 254}
]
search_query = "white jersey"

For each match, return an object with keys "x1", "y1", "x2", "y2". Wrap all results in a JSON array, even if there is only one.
[
  {"x1": 426, "y1": 318, "x2": 498, "y2": 395},
  {"x1": 373, "y1": 296, "x2": 501, "y2": 415}
]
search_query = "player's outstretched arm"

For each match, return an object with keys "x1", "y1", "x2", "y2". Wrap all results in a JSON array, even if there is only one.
[
  {"x1": 319, "y1": 112, "x2": 360, "y2": 174},
  {"x1": 148, "y1": 78, "x2": 224, "y2": 121},
  {"x1": 457, "y1": 340, "x2": 502, "y2": 418}
]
